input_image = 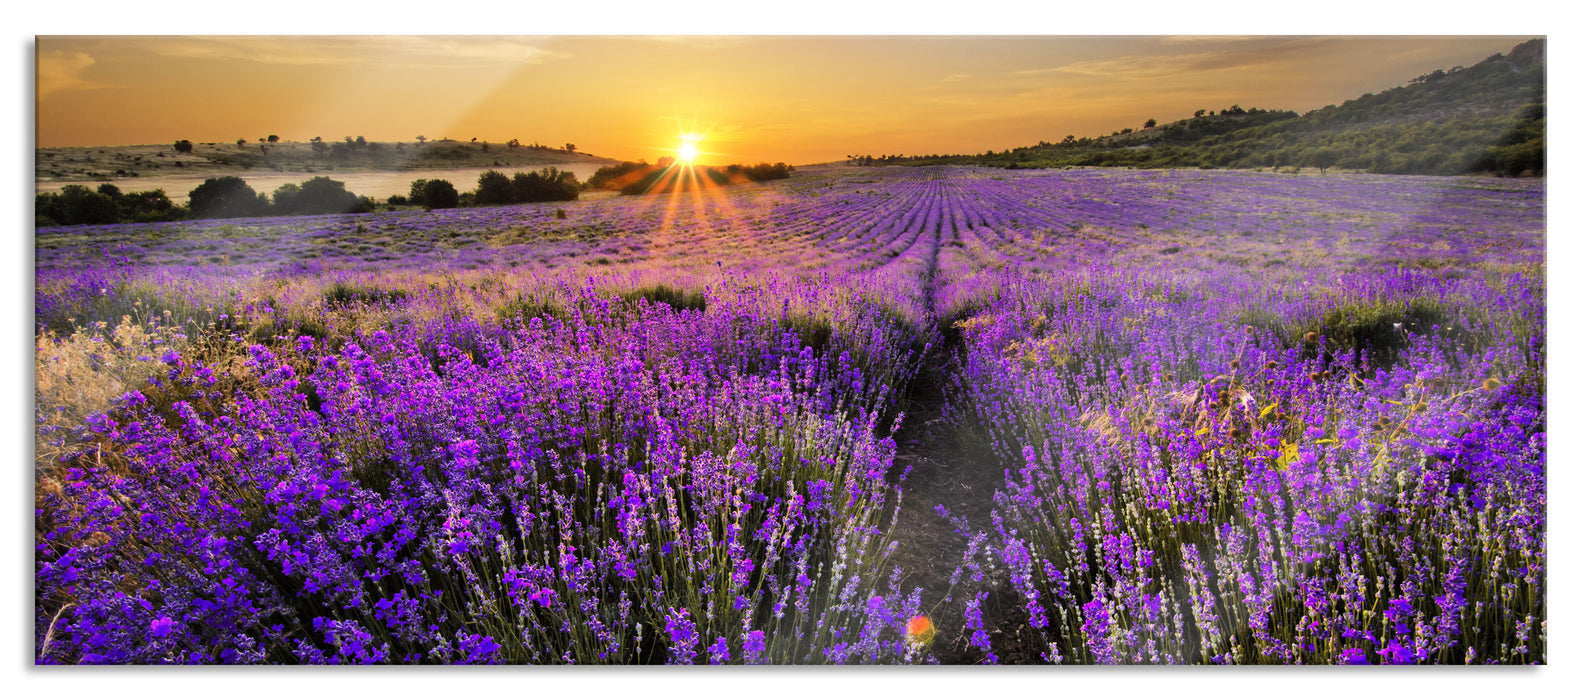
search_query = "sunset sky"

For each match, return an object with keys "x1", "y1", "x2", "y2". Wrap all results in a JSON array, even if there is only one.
[{"x1": 35, "y1": 35, "x2": 1534, "y2": 165}]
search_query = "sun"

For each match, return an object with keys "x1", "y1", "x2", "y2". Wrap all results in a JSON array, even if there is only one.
[{"x1": 676, "y1": 132, "x2": 703, "y2": 163}]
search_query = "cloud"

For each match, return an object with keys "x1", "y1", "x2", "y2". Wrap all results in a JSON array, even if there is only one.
[
  {"x1": 37, "y1": 50, "x2": 106, "y2": 98},
  {"x1": 641, "y1": 36, "x2": 751, "y2": 49},
  {"x1": 384, "y1": 37, "x2": 566, "y2": 64},
  {"x1": 1013, "y1": 38, "x2": 1337, "y2": 80},
  {"x1": 143, "y1": 36, "x2": 564, "y2": 67},
  {"x1": 1013, "y1": 51, "x2": 1239, "y2": 79}
]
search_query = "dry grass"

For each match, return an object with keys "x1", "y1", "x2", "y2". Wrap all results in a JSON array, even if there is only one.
[{"x1": 34, "y1": 314, "x2": 191, "y2": 478}]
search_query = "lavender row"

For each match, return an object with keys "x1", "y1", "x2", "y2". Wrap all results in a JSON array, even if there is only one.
[
  {"x1": 36, "y1": 279, "x2": 934, "y2": 664},
  {"x1": 941, "y1": 255, "x2": 1544, "y2": 663}
]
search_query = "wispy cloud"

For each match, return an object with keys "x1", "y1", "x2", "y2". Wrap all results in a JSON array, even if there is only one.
[
  {"x1": 387, "y1": 37, "x2": 565, "y2": 64},
  {"x1": 144, "y1": 36, "x2": 564, "y2": 67},
  {"x1": 1013, "y1": 38, "x2": 1336, "y2": 80},
  {"x1": 1014, "y1": 51, "x2": 1250, "y2": 79},
  {"x1": 642, "y1": 36, "x2": 751, "y2": 49},
  {"x1": 37, "y1": 50, "x2": 107, "y2": 98}
]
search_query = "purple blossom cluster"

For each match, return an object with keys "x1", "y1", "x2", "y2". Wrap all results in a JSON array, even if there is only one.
[
  {"x1": 35, "y1": 164, "x2": 1544, "y2": 664},
  {"x1": 944, "y1": 256, "x2": 1543, "y2": 662},
  {"x1": 36, "y1": 281, "x2": 929, "y2": 664}
]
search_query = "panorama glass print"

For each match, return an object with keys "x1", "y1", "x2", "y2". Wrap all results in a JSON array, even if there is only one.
[{"x1": 33, "y1": 35, "x2": 1545, "y2": 665}]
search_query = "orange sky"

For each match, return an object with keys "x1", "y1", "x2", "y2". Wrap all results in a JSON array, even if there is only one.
[{"x1": 36, "y1": 35, "x2": 1534, "y2": 165}]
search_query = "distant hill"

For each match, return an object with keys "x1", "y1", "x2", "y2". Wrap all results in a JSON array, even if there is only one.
[
  {"x1": 884, "y1": 38, "x2": 1544, "y2": 176},
  {"x1": 36, "y1": 138, "x2": 619, "y2": 184}
]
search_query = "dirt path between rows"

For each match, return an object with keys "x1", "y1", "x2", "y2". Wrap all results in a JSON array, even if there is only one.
[
  {"x1": 886, "y1": 357, "x2": 990, "y2": 661},
  {"x1": 884, "y1": 349, "x2": 1045, "y2": 664},
  {"x1": 876, "y1": 196, "x2": 1039, "y2": 662}
]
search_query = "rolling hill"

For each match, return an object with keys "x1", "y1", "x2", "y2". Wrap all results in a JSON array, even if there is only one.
[{"x1": 883, "y1": 38, "x2": 1544, "y2": 176}]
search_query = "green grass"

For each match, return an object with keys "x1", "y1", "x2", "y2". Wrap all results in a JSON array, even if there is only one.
[
  {"x1": 618, "y1": 283, "x2": 708, "y2": 313},
  {"x1": 323, "y1": 282, "x2": 410, "y2": 308}
]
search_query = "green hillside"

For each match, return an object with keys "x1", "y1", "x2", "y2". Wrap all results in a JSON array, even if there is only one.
[{"x1": 883, "y1": 38, "x2": 1544, "y2": 176}]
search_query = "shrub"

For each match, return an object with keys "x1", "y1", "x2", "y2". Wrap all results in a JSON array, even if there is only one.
[
  {"x1": 35, "y1": 185, "x2": 119, "y2": 226},
  {"x1": 475, "y1": 170, "x2": 514, "y2": 205},
  {"x1": 322, "y1": 282, "x2": 409, "y2": 308},
  {"x1": 422, "y1": 179, "x2": 460, "y2": 210},
  {"x1": 618, "y1": 283, "x2": 707, "y2": 313},
  {"x1": 119, "y1": 189, "x2": 176, "y2": 222},
  {"x1": 188, "y1": 177, "x2": 264, "y2": 219},
  {"x1": 586, "y1": 161, "x2": 650, "y2": 191},
  {"x1": 511, "y1": 169, "x2": 580, "y2": 203},
  {"x1": 291, "y1": 177, "x2": 361, "y2": 215}
]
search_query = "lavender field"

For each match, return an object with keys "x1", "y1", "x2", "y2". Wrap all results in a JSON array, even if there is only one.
[{"x1": 33, "y1": 166, "x2": 1545, "y2": 664}]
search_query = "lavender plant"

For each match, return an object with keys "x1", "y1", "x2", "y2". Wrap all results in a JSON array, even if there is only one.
[
  {"x1": 36, "y1": 165, "x2": 1544, "y2": 664},
  {"x1": 36, "y1": 281, "x2": 930, "y2": 664}
]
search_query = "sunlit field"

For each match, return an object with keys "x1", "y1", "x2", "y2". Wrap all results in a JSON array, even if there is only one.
[{"x1": 34, "y1": 165, "x2": 1544, "y2": 664}]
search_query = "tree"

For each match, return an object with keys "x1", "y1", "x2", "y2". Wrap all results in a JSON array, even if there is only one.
[
  {"x1": 1143, "y1": 118, "x2": 1157, "y2": 129},
  {"x1": 510, "y1": 171, "x2": 542, "y2": 202},
  {"x1": 119, "y1": 189, "x2": 174, "y2": 221},
  {"x1": 511, "y1": 168, "x2": 581, "y2": 203},
  {"x1": 1492, "y1": 140, "x2": 1543, "y2": 177},
  {"x1": 271, "y1": 182, "x2": 302, "y2": 213},
  {"x1": 236, "y1": 137, "x2": 248, "y2": 148},
  {"x1": 354, "y1": 136, "x2": 367, "y2": 148},
  {"x1": 422, "y1": 179, "x2": 459, "y2": 209},
  {"x1": 188, "y1": 176, "x2": 262, "y2": 219},
  {"x1": 36, "y1": 185, "x2": 119, "y2": 226},
  {"x1": 267, "y1": 134, "x2": 279, "y2": 144},
  {"x1": 1308, "y1": 148, "x2": 1341, "y2": 173},
  {"x1": 292, "y1": 176, "x2": 360, "y2": 214},
  {"x1": 415, "y1": 135, "x2": 426, "y2": 146},
  {"x1": 565, "y1": 143, "x2": 576, "y2": 153},
  {"x1": 475, "y1": 170, "x2": 514, "y2": 205},
  {"x1": 1194, "y1": 109, "x2": 1206, "y2": 118},
  {"x1": 586, "y1": 161, "x2": 651, "y2": 190},
  {"x1": 507, "y1": 139, "x2": 521, "y2": 149},
  {"x1": 408, "y1": 178, "x2": 429, "y2": 205},
  {"x1": 173, "y1": 140, "x2": 194, "y2": 154},
  {"x1": 739, "y1": 162, "x2": 795, "y2": 182}
]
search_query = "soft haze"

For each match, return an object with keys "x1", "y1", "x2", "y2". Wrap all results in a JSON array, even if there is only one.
[{"x1": 36, "y1": 35, "x2": 1531, "y2": 165}]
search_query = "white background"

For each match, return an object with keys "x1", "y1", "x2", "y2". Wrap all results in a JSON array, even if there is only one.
[{"x1": 7, "y1": 2, "x2": 1572, "y2": 697}]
